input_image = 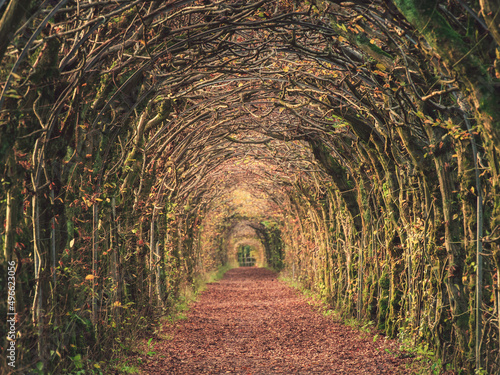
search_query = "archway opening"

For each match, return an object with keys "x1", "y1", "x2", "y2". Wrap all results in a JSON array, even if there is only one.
[{"x1": 237, "y1": 244, "x2": 257, "y2": 267}]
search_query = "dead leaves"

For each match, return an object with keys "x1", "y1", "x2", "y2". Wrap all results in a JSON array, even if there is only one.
[{"x1": 141, "y1": 268, "x2": 413, "y2": 374}]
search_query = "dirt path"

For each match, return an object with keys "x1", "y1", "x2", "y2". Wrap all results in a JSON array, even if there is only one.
[{"x1": 141, "y1": 268, "x2": 413, "y2": 374}]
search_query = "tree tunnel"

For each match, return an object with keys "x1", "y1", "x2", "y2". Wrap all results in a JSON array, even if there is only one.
[
  {"x1": 221, "y1": 218, "x2": 266, "y2": 267},
  {"x1": 1, "y1": 0, "x2": 500, "y2": 373}
]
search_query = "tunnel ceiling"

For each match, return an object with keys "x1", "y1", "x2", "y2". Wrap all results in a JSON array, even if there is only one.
[
  {"x1": 3, "y1": 1, "x2": 500, "y2": 269},
  {"x1": 1, "y1": 0, "x2": 458, "y2": 217}
]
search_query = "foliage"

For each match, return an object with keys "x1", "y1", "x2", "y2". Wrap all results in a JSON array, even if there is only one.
[{"x1": 0, "y1": 0, "x2": 499, "y2": 373}]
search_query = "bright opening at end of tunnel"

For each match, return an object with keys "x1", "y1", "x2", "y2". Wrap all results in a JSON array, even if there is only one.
[
  {"x1": 237, "y1": 244, "x2": 257, "y2": 267},
  {"x1": 200, "y1": 187, "x2": 281, "y2": 270}
]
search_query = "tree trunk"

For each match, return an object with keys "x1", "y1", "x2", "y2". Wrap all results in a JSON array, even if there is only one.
[
  {"x1": 0, "y1": 0, "x2": 32, "y2": 62},
  {"x1": 155, "y1": 241, "x2": 164, "y2": 308},
  {"x1": 149, "y1": 213, "x2": 155, "y2": 301},
  {"x1": 50, "y1": 189, "x2": 57, "y2": 291},
  {"x1": 32, "y1": 193, "x2": 43, "y2": 363},
  {"x1": 3, "y1": 187, "x2": 16, "y2": 262},
  {"x1": 393, "y1": 0, "x2": 500, "y2": 155},
  {"x1": 92, "y1": 202, "x2": 98, "y2": 326},
  {"x1": 424, "y1": 121, "x2": 469, "y2": 363},
  {"x1": 111, "y1": 197, "x2": 121, "y2": 322}
]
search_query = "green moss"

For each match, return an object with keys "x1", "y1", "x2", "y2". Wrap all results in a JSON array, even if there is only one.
[
  {"x1": 368, "y1": 43, "x2": 393, "y2": 60},
  {"x1": 390, "y1": 289, "x2": 403, "y2": 313},
  {"x1": 365, "y1": 277, "x2": 378, "y2": 320},
  {"x1": 393, "y1": 0, "x2": 466, "y2": 53},
  {"x1": 356, "y1": 34, "x2": 394, "y2": 60},
  {"x1": 29, "y1": 38, "x2": 61, "y2": 83},
  {"x1": 479, "y1": 95, "x2": 500, "y2": 119},
  {"x1": 378, "y1": 294, "x2": 389, "y2": 330},
  {"x1": 379, "y1": 271, "x2": 390, "y2": 290}
]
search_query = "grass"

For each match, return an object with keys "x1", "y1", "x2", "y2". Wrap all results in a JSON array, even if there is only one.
[
  {"x1": 205, "y1": 263, "x2": 234, "y2": 283},
  {"x1": 165, "y1": 263, "x2": 235, "y2": 324},
  {"x1": 118, "y1": 363, "x2": 140, "y2": 374},
  {"x1": 157, "y1": 263, "x2": 235, "y2": 329},
  {"x1": 396, "y1": 330, "x2": 468, "y2": 374},
  {"x1": 279, "y1": 275, "x2": 382, "y2": 336}
]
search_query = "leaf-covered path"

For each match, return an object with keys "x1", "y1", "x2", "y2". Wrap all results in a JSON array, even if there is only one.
[{"x1": 141, "y1": 268, "x2": 413, "y2": 374}]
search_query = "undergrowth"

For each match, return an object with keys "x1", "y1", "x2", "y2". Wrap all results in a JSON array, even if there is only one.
[{"x1": 103, "y1": 263, "x2": 234, "y2": 375}]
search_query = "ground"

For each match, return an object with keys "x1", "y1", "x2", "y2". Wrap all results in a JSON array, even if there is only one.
[{"x1": 140, "y1": 268, "x2": 414, "y2": 374}]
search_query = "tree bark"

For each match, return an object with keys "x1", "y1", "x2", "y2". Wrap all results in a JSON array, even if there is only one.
[
  {"x1": 3, "y1": 187, "x2": 15, "y2": 262},
  {"x1": 308, "y1": 137, "x2": 363, "y2": 233},
  {"x1": 393, "y1": 0, "x2": 500, "y2": 154},
  {"x1": 0, "y1": 0, "x2": 32, "y2": 62},
  {"x1": 479, "y1": 0, "x2": 500, "y2": 47}
]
